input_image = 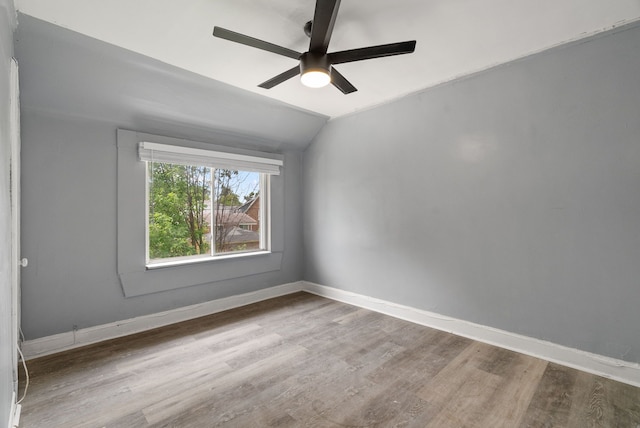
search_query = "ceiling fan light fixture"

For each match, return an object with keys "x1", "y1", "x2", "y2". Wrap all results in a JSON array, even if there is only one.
[
  {"x1": 301, "y1": 70, "x2": 331, "y2": 88},
  {"x1": 300, "y1": 52, "x2": 331, "y2": 88}
]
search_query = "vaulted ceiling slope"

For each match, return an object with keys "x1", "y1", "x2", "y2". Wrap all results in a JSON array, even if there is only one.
[
  {"x1": 15, "y1": 14, "x2": 328, "y2": 152},
  {"x1": 16, "y1": 0, "x2": 640, "y2": 118}
]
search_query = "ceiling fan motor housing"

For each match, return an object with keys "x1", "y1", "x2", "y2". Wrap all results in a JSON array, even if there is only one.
[{"x1": 300, "y1": 52, "x2": 331, "y2": 76}]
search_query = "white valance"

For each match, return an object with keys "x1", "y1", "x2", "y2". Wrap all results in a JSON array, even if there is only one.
[{"x1": 138, "y1": 142, "x2": 282, "y2": 175}]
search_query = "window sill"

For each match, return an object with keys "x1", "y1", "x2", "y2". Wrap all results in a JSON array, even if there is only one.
[{"x1": 146, "y1": 250, "x2": 272, "y2": 270}]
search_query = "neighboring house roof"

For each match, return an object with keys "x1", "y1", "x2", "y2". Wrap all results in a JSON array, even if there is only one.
[
  {"x1": 238, "y1": 197, "x2": 258, "y2": 214},
  {"x1": 203, "y1": 200, "x2": 258, "y2": 226},
  {"x1": 215, "y1": 209, "x2": 257, "y2": 226},
  {"x1": 223, "y1": 226, "x2": 259, "y2": 244}
]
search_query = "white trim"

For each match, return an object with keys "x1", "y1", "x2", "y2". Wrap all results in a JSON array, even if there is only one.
[
  {"x1": 20, "y1": 280, "x2": 640, "y2": 388},
  {"x1": 8, "y1": 392, "x2": 14, "y2": 428},
  {"x1": 22, "y1": 282, "x2": 303, "y2": 359},
  {"x1": 9, "y1": 57, "x2": 20, "y2": 399},
  {"x1": 144, "y1": 159, "x2": 150, "y2": 264},
  {"x1": 260, "y1": 174, "x2": 270, "y2": 251},
  {"x1": 8, "y1": 392, "x2": 20, "y2": 428},
  {"x1": 145, "y1": 250, "x2": 272, "y2": 270},
  {"x1": 302, "y1": 281, "x2": 640, "y2": 388}
]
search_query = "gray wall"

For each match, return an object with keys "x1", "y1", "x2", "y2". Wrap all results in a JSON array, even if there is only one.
[
  {"x1": 15, "y1": 8, "x2": 640, "y2": 368},
  {"x1": 0, "y1": 0, "x2": 17, "y2": 424},
  {"x1": 17, "y1": 15, "x2": 319, "y2": 339},
  {"x1": 304, "y1": 22, "x2": 640, "y2": 363}
]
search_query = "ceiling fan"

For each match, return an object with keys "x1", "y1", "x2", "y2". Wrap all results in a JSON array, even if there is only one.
[{"x1": 213, "y1": 0, "x2": 416, "y2": 94}]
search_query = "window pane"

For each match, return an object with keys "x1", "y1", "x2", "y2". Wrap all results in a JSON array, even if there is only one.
[
  {"x1": 213, "y1": 169, "x2": 261, "y2": 254},
  {"x1": 148, "y1": 162, "x2": 212, "y2": 261}
]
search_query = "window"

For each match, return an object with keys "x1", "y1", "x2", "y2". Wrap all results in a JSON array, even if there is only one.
[
  {"x1": 138, "y1": 142, "x2": 281, "y2": 267},
  {"x1": 117, "y1": 130, "x2": 285, "y2": 297}
]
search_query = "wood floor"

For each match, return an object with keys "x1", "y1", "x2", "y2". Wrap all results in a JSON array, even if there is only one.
[{"x1": 18, "y1": 292, "x2": 640, "y2": 427}]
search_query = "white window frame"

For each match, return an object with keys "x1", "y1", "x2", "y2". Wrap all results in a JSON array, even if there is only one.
[{"x1": 139, "y1": 142, "x2": 281, "y2": 268}]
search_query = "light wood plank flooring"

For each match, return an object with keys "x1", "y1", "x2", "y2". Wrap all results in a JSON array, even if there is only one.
[{"x1": 18, "y1": 292, "x2": 640, "y2": 427}]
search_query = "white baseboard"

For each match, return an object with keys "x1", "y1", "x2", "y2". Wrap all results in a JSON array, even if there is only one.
[
  {"x1": 20, "y1": 279, "x2": 640, "y2": 388},
  {"x1": 22, "y1": 281, "x2": 303, "y2": 359},
  {"x1": 302, "y1": 281, "x2": 640, "y2": 388},
  {"x1": 8, "y1": 392, "x2": 20, "y2": 428}
]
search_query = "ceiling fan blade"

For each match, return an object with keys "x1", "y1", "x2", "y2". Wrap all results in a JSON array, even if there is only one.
[
  {"x1": 213, "y1": 27, "x2": 301, "y2": 60},
  {"x1": 309, "y1": 0, "x2": 341, "y2": 54},
  {"x1": 258, "y1": 66, "x2": 301, "y2": 89},
  {"x1": 330, "y1": 68, "x2": 357, "y2": 94},
  {"x1": 328, "y1": 40, "x2": 416, "y2": 65}
]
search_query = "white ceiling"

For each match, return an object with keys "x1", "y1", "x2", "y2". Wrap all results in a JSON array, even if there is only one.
[{"x1": 16, "y1": 0, "x2": 640, "y2": 118}]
